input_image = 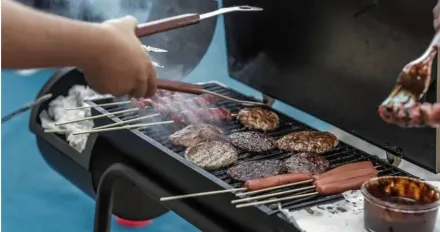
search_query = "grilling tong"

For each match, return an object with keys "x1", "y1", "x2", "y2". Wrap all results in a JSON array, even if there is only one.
[
  {"x1": 136, "y1": 5, "x2": 264, "y2": 105},
  {"x1": 379, "y1": 32, "x2": 440, "y2": 127}
]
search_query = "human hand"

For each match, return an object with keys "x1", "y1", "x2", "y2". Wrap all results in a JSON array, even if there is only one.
[
  {"x1": 80, "y1": 15, "x2": 157, "y2": 98},
  {"x1": 434, "y1": 0, "x2": 440, "y2": 31}
]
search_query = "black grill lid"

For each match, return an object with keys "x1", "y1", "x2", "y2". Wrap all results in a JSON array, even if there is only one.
[{"x1": 223, "y1": 0, "x2": 439, "y2": 172}]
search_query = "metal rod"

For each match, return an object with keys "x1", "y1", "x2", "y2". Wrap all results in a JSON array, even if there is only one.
[
  {"x1": 56, "y1": 108, "x2": 139, "y2": 126},
  {"x1": 66, "y1": 100, "x2": 131, "y2": 111},
  {"x1": 235, "y1": 179, "x2": 313, "y2": 197},
  {"x1": 2, "y1": 94, "x2": 52, "y2": 124},
  {"x1": 92, "y1": 113, "x2": 160, "y2": 130},
  {"x1": 231, "y1": 186, "x2": 315, "y2": 204},
  {"x1": 160, "y1": 188, "x2": 247, "y2": 202},
  {"x1": 73, "y1": 120, "x2": 174, "y2": 135},
  {"x1": 236, "y1": 192, "x2": 319, "y2": 209},
  {"x1": 202, "y1": 89, "x2": 263, "y2": 106}
]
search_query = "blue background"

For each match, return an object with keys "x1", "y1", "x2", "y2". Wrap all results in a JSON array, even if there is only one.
[{"x1": 1, "y1": 8, "x2": 328, "y2": 232}]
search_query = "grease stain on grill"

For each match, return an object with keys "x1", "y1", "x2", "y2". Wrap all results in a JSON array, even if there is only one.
[{"x1": 90, "y1": 82, "x2": 416, "y2": 215}]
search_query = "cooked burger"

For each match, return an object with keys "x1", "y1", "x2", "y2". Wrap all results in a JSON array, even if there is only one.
[
  {"x1": 228, "y1": 131, "x2": 276, "y2": 152},
  {"x1": 284, "y1": 153, "x2": 330, "y2": 175},
  {"x1": 227, "y1": 160, "x2": 286, "y2": 182},
  {"x1": 184, "y1": 141, "x2": 238, "y2": 170},
  {"x1": 276, "y1": 131, "x2": 338, "y2": 153},
  {"x1": 237, "y1": 107, "x2": 279, "y2": 132},
  {"x1": 169, "y1": 124, "x2": 223, "y2": 147}
]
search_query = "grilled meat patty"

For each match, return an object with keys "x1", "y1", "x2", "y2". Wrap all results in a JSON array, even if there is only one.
[
  {"x1": 237, "y1": 107, "x2": 279, "y2": 132},
  {"x1": 228, "y1": 131, "x2": 276, "y2": 152},
  {"x1": 284, "y1": 153, "x2": 330, "y2": 175},
  {"x1": 276, "y1": 131, "x2": 338, "y2": 153},
  {"x1": 169, "y1": 124, "x2": 223, "y2": 147},
  {"x1": 227, "y1": 160, "x2": 286, "y2": 182},
  {"x1": 185, "y1": 141, "x2": 238, "y2": 170}
]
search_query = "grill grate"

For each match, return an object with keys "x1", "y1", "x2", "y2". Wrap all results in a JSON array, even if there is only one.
[{"x1": 91, "y1": 82, "x2": 415, "y2": 214}]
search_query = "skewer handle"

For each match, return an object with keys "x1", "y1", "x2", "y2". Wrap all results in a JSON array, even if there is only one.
[
  {"x1": 157, "y1": 79, "x2": 204, "y2": 95},
  {"x1": 160, "y1": 187, "x2": 246, "y2": 201},
  {"x1": 136, "y1": 14, "x2": 200, "y2": 37}
]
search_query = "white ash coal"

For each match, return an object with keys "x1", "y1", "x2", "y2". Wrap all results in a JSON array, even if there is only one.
[{"x1": 39, "y1": 85, "x2": 111, "y2": 152}]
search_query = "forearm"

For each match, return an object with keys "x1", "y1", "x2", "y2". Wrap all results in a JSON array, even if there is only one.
[{"x1": 1, "y1": 0, "x2": 109, "y2": 69}]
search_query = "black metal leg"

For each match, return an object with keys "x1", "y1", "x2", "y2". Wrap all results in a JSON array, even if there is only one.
[
  {"x1": 93, "y1": 163, "x2": 151, "y2": 232},
  {"x1": 93, "y1": 163, "x2": 236, "y2": 232}
]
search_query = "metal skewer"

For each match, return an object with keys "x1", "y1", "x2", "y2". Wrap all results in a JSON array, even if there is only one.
[
  {"x1": 91, "y1": 113, "x2": 160, "y2": 130},
  {"x1": 160, "y1": 188, "x2": 247, "y2": 202},
  {"x1": 235, "y1": 179, "x2": 313, "y2": 197},
  {"x1": 231, "y1": 186, "x2": 315, "y2": 204},
  {"x1": 73, "y1": 120, "x2": 174, "y2": 135},
  {"x1": 56, "y1": 108, "x2": 139, "y2": 126},
  {"x1": 66, "y1": 100, "x2": 131, "y2": 111},
  {"x1": 235, "y1": 192, "x2": 319, "y2": 209}
]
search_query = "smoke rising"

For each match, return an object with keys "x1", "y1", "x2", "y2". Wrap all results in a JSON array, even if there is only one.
[{"x1": 19, "y1": 0, "x2": 155, "y2": 22}]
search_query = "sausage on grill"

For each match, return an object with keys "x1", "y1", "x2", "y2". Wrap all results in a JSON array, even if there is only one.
[
  {"x1": 315, "y1": 174, "x2": 377, "y2": 195},
  {"x1": 228, "y1": 131, "x2": 276, "y2": 152},
  {"x1": 276, "y1": 131, "x2": 338, "y2": 153},
  {"x1": 169, "y1": 124, "x2": 224, "y2": 147},
  {"x1": 184, "y1": 140, "x2": 238, "y2": 170},
  {"x1": 313, "y1": 161, "x2": 374, "y2": 181},
  {"x1": 284, "y1": 153, "x2": 330, "y2": 175},
  {"x1": 244, "y1": 173, "x2": 312, "y2": 191},
  {"x1": 237, "y1": 107, "x2": 280, "y2": 132},
  {"x1": 313, "y1": 167, "x2": 377, "y2": 186}
]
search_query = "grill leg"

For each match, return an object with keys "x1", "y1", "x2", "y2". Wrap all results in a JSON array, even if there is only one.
[{"x1": 93, "y1": 163, "x2": 159, "y2": 232}]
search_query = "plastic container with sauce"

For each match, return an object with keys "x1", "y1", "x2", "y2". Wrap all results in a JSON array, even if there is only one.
[{"x1": 361, "y1": 176, "x2": 440, "y2": 232}]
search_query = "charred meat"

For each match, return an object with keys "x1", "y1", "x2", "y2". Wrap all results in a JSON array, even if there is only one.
[
  {"x1": 237, "y1": 107, "x2": 279, "y2": 132},
  {"x1": 184, "y1": 141, "x2": 238, "y2": 170},
  {"x1": 284, "y1": 153, "x2": 330, "y2": 175},
  {"x1": 276, "y1": 131, "x2": 338, "y2": 153},
  {"x1": 228, "y1": 131, "x2": 276, "y2": 152},
  {"x1": 169, "y1": 124, "x2": 224, "y2": 147},
  {"x1": 227, "y1": 160, "x2": 286, "y2": 182}
]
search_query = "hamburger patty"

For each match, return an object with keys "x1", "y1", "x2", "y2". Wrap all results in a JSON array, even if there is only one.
[
  {"x1": 237, "y1": 107, "x2": 279, "y2": 132},
  {"x1": 227, "y1": 160, "x2": 286, "y2": 182},
  {"x1": 284, "y1": 153, "x2": 330, "y2": 175},
  {"x1": 228, "y1": 131, "x2": 276, "y2": 152},
  {"x1": 184, "y1": 141, "x2": 237, "y2": 170},
  {"x1": 276, "y1": 131, "x2": 338, "y2": 153},
  {"x1": 169, "y1": 124, "x2": 223, "y2": 147}
]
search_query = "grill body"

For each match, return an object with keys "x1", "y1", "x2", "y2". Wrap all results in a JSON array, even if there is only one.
[{"x1": 31, "y1": 68, "x2": 416, "y2": 231}]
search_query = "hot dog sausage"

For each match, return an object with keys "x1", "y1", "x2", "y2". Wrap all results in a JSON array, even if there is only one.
[
  {"x1": 313, "y1": 167, "x2": 377, "y2": 186},
  {"x1": 244, "y1": 173, "x2": 312, "y2": 191},
  {"x1": 313, "y1": 161, "x2": 373, "y2": 181},
  {"x1": 316, "y1": 173, "x2": 377, "y2": 195}
]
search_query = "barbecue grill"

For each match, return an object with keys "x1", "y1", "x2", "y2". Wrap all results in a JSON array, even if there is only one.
[{"x1": 28, "y1": 0, "x2": 440, "y2": 232}]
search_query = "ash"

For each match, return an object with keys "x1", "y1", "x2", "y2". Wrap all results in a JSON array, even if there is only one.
[{"x1": 39, "y1": 85, "x2": 110, "y2": 152}]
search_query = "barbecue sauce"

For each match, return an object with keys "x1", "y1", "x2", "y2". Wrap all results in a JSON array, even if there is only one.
[{"x1": 362, "y1": 177, "x2": 440, "y2": 232}]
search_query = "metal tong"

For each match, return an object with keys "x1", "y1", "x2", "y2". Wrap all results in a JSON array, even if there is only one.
[
  {"x1": 379, "y1": 32, "x2": 440, "y2": 127},
  {"x1": 135, "y1": 5, "x2": 263, "y2": 37}
]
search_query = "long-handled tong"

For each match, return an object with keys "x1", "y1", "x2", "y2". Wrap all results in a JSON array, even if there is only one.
[
  {"x1": 135, "y1": 6, "x2": 263, "y2": 37},
  {"x1": 378, "y1": 32, "x2": 440, "y2": 127}
]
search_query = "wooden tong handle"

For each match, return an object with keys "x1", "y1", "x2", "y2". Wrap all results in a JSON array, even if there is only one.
[
  {"x1": 157, "y1": 79, "x2": 203, "y2": 95},
  {"x1": 136, "y1": 14, "x2": 200, "y2": 37}
]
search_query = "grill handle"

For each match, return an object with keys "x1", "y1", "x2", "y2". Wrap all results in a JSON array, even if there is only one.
[
  {"x1": 157, "y1": 79, "x2": 204, "y2": 95},
  {"x1": 135, "y1": 14, "x2": 200, "y2": 37}
]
